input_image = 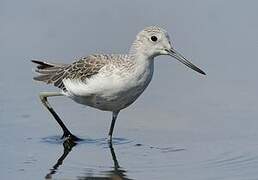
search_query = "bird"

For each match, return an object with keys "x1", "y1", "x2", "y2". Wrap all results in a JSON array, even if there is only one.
[{"x1": 32, "y1": 26, "x2": 206, "y2": 142}]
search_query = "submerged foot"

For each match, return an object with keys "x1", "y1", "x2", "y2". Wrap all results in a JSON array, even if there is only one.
[
  {"x1": 108, "y1": 135, "x2": 113, "y2": 144},
  {"x1": 61, "y1": 132, "x2": 82, "y2": 142}
]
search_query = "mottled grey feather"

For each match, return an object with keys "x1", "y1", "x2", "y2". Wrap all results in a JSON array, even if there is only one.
[{"x1": 32, "y1": 55, "x2": 109, "y2": 90}]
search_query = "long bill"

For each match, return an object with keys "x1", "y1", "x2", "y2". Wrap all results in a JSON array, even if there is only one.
[{"x1": 166, "y1": 48, "x2": 206, "y2": 75}]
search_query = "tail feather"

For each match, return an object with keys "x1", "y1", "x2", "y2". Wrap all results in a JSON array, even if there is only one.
[
  {"x1": 33, "y1": 74, "x2": 52, "y2": 82},
  {"x1": 31, "y1": 60, "x2": 58, "y2": 69},
  {"x1": 35, "y1": 66, "x2": 63, "y2": 74},
  {"x1": 31, "y1": 60, "x2": 68, "y2": 89}
]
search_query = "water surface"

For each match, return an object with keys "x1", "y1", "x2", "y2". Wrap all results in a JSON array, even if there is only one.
[{"x1": 1, "y1": 0, "x2": 258, "y2": 179}]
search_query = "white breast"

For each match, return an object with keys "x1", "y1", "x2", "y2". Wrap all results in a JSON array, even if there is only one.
[{"x1": 62, "y1": 59, "x2": 154, "y2": 111}]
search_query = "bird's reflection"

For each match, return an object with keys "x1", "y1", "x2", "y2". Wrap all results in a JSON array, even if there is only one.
[
  {"x1": 45, "y1": 138, "x2": 77, "y2": 179},
  {"x1": 45, "y1": 138, "x2": 131, "y2": 180}
]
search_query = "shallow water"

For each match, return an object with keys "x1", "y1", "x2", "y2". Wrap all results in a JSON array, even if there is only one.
[{"x1": 1, "y1": 0, "x2": 258, "y2": 179}]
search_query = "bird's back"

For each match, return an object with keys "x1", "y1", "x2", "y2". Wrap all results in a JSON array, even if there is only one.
[
  {"x1": 32, "y1": 54, "x2": 154, "y2": 111},
  {"x1": 33, "y1": 55, "x2": 106, "y2": 90}
]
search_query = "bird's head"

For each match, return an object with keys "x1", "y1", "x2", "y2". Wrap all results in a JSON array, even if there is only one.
[{"x1": 130, "y1": 26, "x2": 206, "y2": 75}]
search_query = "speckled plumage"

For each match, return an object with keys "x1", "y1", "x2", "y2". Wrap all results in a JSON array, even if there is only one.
[
  {"x1": 33, "y1": 54, "x2": 135, "y2": 91},
  {"x1": 32, "y1": 26, "x2": 205, "y2": 140}
]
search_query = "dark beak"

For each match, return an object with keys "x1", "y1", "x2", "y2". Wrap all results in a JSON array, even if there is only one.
[{"x1": 166, "y1": 48, "x2": 206, "y2": 75}]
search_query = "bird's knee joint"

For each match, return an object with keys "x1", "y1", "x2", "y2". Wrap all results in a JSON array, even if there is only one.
[{"x1": 39, "y1": 94, "x2": 47, "y2": 102}]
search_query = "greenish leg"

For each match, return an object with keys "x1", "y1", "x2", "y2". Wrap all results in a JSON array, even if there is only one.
[
  {"x1": 108, "y1": 111, "x2": 120, "y2": 142},
  {"x1": 39, "y1": 92, "x2": 80, "y2": 141}
]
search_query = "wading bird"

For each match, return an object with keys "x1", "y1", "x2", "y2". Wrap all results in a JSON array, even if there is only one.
[{"x1": 32, "y1": 26, "x2": 205, "y2": 141}]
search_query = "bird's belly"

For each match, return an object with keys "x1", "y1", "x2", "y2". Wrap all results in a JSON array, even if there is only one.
[
  {"x1": 64, "y1": 61, "x2": 154, "y2": 111},
  {"x1": 70, "y1": 85, "x2": 145, "y2": 111}
]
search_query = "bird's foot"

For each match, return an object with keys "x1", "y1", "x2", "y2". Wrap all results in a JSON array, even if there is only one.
[
  {"x1": 108, "y1": 135, "x2": 113, "y2": 144},
  {"x1": 63, "y1": 137, "x2": 77, "y2": 150},
  {"x1": 61, "y1": 132, "x2": 82, "y2": 142}
]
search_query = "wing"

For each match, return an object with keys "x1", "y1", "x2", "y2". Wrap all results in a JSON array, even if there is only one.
[{"x1": 32, "y1": 55, "x2": 108, "y2": 91}]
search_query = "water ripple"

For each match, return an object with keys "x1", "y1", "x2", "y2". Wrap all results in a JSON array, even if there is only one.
[{"x1": 41, "y1": 135, "x2": 133, "y2": 146}]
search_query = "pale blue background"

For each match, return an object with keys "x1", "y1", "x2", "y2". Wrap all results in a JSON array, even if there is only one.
[{"x1": 1, "y1": 0, "x2": 258, "y2": 179}]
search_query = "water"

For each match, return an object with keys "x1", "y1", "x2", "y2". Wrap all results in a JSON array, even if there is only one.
[{"x1": 1, "y1": 0, "x2": 258, "y2": 179}]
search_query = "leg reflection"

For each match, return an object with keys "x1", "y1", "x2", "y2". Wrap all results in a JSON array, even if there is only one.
[
  {"x1": 105, "y1": 141, "x2": 131, "y2": 180},
  {"x1": 79, "y1": 141, "x2": 131, "y2": 180},
  {"x1": 45, "y1": 138, "x2": 77, "y2": 179},
  {"x1": 45, "y1": 139, "x2": 132, "y2": 180}
]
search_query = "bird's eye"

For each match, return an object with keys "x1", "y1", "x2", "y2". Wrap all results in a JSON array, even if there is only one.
[{"x1": 151, "y1": 36, "x2": 158, "y2": 42}]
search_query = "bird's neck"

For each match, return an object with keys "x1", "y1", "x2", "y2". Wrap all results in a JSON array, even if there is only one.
[
  {"x1": 126, "y1": 52, "x2": 154, "y2": 85},
  {"x1": 128, "y1": 51, "x2": 153, "y2": 69},
  {"x1": 129, "y1": 43, "x2": 153, "y2": 64},
  {"x1": 129, "y1": 38, "x2": 154, "y2": 64},
  {"x1": 128, "y1": 39, "x2": 154, "y2": 76}
]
